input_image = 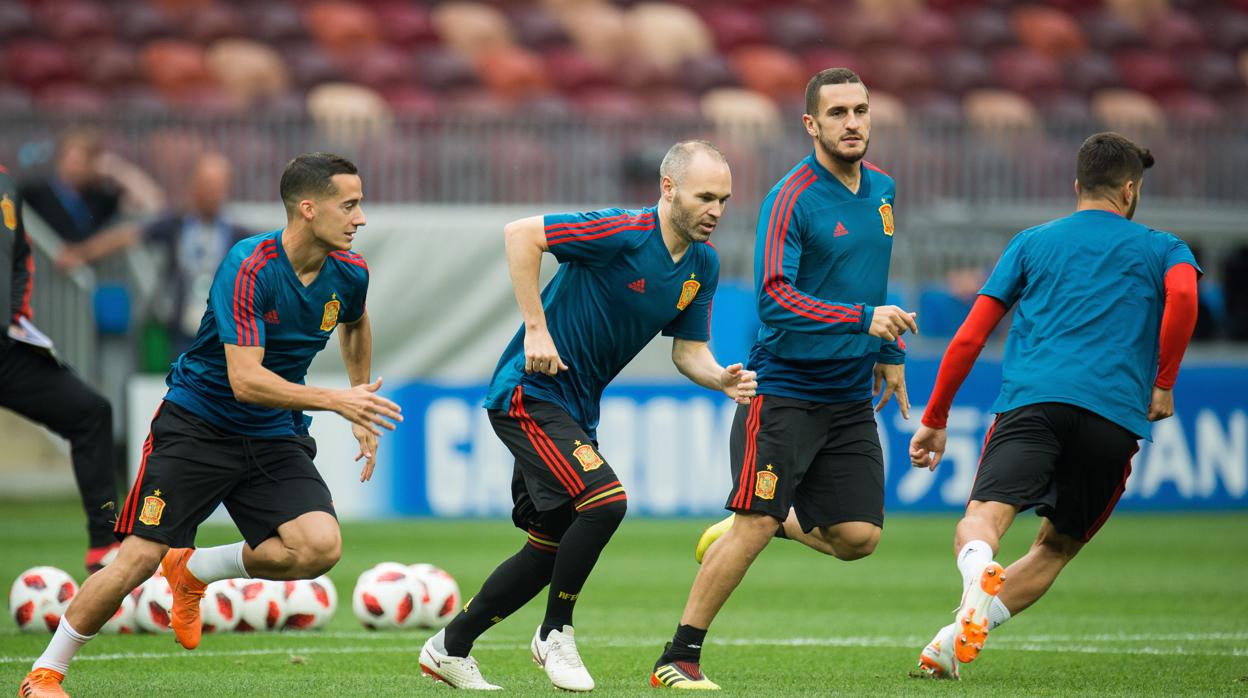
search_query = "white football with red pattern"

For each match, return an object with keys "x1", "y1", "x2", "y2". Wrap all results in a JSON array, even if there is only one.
[
  {"x1": 281, "y1": 576, "x2": 338, "y2": 631},
  {"x1": 410, "y1": 564, "x2": 461, "y2": 629},
  {"x1": 228, "y1": 579, "x2": 289, "y2": 632},
  {"x1": 200, "y1": 580, "x2": 244, "y2": 633},
  {"x1": 9, "y1": 566, "x2": 77, "y2": 633},
  {"x1": 100, "y1": 586, "x2": 139, "y2": 634},
  {"x1": 134, "y1": 575, "x2": 174, "y2": 633},
  {"x1": 352, "y1": 563, "x2": 421, "y2": 630}
]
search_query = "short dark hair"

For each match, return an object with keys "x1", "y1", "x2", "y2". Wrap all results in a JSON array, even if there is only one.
[
  {"x1": 659, "y1": 139, "x2": 728, "y2": 184},
  {"x1": 804, "y1": 68, "x2": 865, "y2": 116},
  {"x1": 1076, "y1": 132, "x2": 1154, "y2": 195},
  {"x1": 279, "y1": 152, "x2": 358, "y2": 215}
]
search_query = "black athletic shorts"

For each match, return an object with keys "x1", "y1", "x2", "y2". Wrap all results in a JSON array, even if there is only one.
[
  {"x1": 114, "y1": 400, "x2": 336, "y2": 549},
  {"x1": 725, "y1": 395, "x2": 884, "y2": 531},
  {"x1": 488, "y1": 386, "x2": 626, "y2": 544},
  {"x1": 971, "y1": 402, "x2": 1139, "y2": 542}
]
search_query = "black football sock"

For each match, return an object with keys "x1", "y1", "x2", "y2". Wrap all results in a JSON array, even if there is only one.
[
  {"x1": 442, "y1": 542, "x2": 556, "y2": 657},
  {"x1": 541, "y1": 495, "x2": 627, "y2": 636},
  {"x1": 662, "y1": 624, "x2": 708, "y2": 663}
]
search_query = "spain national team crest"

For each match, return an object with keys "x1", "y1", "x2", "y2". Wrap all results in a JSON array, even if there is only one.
[
  {"x1": 754, "y1": 467, "x2": 778, "y2": 500},
  {"x1": 572, "y1": 443, "x2": 604, "y2": 472},
  {"x1": 879, "y1": 201, "x2": 895, "y2": 236},
  {"x1": 676, "y1": 275, "x2": 700, "y2": 311},
  {"x1": 1, "y1": 194, "x2": 15, "y2": 231},
  {"x1": 138, "y1": 490, "x2": 166, "y2": 526},
  {"x1": 320, "y1": 293, "x2": 341, "y2": 332}
]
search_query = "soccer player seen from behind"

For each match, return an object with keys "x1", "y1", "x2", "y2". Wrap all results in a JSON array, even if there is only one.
[
  {"x1": 909, "y1": 133, "x2": 1199, "y2": 680},
  {"x1": 418, "y1": 140, "x2": 756, "y2": 692},
  {"x1": 19, "y1": 153, "x2": 402, "y2": 698},
  {"x1": 650, "y1": 68, "x2": 919, "y2": 690}
]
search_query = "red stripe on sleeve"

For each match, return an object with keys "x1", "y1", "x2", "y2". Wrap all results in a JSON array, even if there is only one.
[
  {"x1": 233, "y1": 241, "x2": 276, "y2": 345},
  {"x1": 862, "y1": 160, "x2": 890, "y2": 177},
  {"x1": 921, "y1": 295, "x2": 1008, "y2": 430},
  {"x1": 18, "y1": 233, "x2": 33, "y2": 321},
  {"x1": 329, "y1": 250, "x2": 368, "y2": 270},
  {"x1": 1154, "y1": 263, "x2": 1198, "y2": 390}
]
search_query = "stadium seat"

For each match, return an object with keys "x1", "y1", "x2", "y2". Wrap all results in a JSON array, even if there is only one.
[
  {"x1": 858, "y1": 47, "x2": 935, "y2": 94},
  {"x1": 702, "y1": 6, "x2": 770, "y2": 51},
  {"x1": 798, "y1": 48, "x2": 867, "y2": 85},
  {"x1": 625, "y1": 3, "x2": 715, "y2": 72},
  {"x1": 508, "y1": 3, "x2": 569, "y2": 48},
  {"x1": 701, "y1": 87, "x2": 782, "y2": 135},
  {"x1": 432, "y1": 2, "x2": 515, "y2": 60},
  {"x1": 306, "y1": 82, "x2": 393, "y2": 145},
  {"x1": 1204, "y1": 8, "x2": 1248, "y2": 52},
  {"x1": 304, "y1": 1, "x2": 381, "y2": 54},
  {"x1": 36, "y1": 83, "x2": 108, "y2": 114},
  {"x1": 963, "y1": 89, "x2": 1039, "y2": 130},
  {"x1": 76, "y1": 41, "x2": 139, "y2": 89},
  {"x1": 375, "y1": 2, "x2": 438, "y2": 49},
  {"x1": 574, "y1": 87, "x2": 649, "y2": 120},
  {"x1": 334, "y1": 45, "x2": 411, "y2": 92},
  {"x1": 0, "y1": 86, "x2": 33, "y2": 112},
  {"x1": 113, "y1": 2, "x2": 177, "y2": 43},
  {"x1": 413, "y1": 47, "x2": 480, "y2": 92},
  {"x1": 731, "y1": 46, "x2": 806, "y2": 102},
  {"x1": 380, "y1": 86, "x2": 442, "y2": 118},
  {"x1": 519, "y1": 92, "x2": 576, "y2": 119},
  {"x1": 764, "y1": 5, "x2": 828, "y2": 52},
  {"x1": 679, "y1": 53, "x2": 740, "y2": 94},
  {"x1": 1184, "y1": 52, "x2": 1242, "y2": 94},
  {"x1": 1241, "y1": 50, "x2": 1248, "y2": 87},
  {"x1": 1012, "y1": 5, "x2": 1085, "y2": 58},
  {"x1": 543, "y1": 48, "x2": 616, "y2": 93},
  {"x1": 993, "y1": 48, "x2": 1066, "y2": 97},
  {"x1": 1091, "y1": 88, "x2": 1166, "y2": 130},
  {"x1": 5, "y1": 41, "x2": 79, "y2": 90},
  {"x1": 244, "y1": 2, "x2": 306, "y2": 45},
  {"x1": 1147, "y1": 10, "x2": 1207, "y2": 53},
  {"x1": 866, "y1": 90, "x2": 909, "y2": 128},
  {"x1": 281, "y1": 42, "x2": 345, "y2": 90},
  {"x1": 108, "y1": 83, "x2": 168, "y2": 112},
  {"x1": 141, "y1": 40, "x2": 215, "y2": 98},
  {"x1": 474, "y1": 46, "x2": 550, "y2": 100},
  {"x1": 556, "y1": 2, "x2": 627, "y2": 66},
  {"x1": 1159, "y1": 91, "x2": 1225, "y2": 125},
  {"x1": 1066, "y1": 52, "x2": 1122, "y2": 95},
  {"x1": 906, "y1": 91, "x2": 962, "y2": 123},
  {"x1": 0, "y1": 2, "x2": 33, "y2": 41},
  {"x1": 956, "y1": 8, "x2": 1018, "y2": 53},
  {"x1": 1115, "y1": 50, "x2": 1187, "y2": 95},
  {"x1": 206, "y1": 40, "x2": 289, "y2": 106},
  {"x1": 834, "y1": 7, "x2": 897, "y2": 52},
  {"x1": 1035, "y1": 90, "x2": 1093, "y2": 123},
  {"x1": 897, "y1": 9, "x2": 960, "y2": 51},
  {"x1": 940, "y1": 49, "x2": 995, "y2": 95},
  {"x1": 1081, "y1": 11, "x2": 1147, "y2": 52},
  {"x1": 1104, "y1": 0, "x2": 1169, "y2": 27},
  {"x1": 643, "y1": 88, "x2": 703, "y2": 120},
  {"x1": 34, "y1": 0, "x2": 113, "y2": 43}
]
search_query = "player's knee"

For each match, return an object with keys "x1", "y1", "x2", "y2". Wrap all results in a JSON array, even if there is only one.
[
  {"x1": 577, "y1": 491, "x2": 628, "y2": 529},
  {"x1": 296, "y1": 533, "x2": 342, "y2": 577},
  {"x1": 116, "y1": 538, "x2": 166, "y2": 579},
  {"x1": 829, "y1": 524, "x2": 880, "y2": 561},
  {"x1": 1033, "y1": 528, "x2": 1081, "y2": 562}
]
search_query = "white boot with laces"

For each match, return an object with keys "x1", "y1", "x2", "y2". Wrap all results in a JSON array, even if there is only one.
[{"x1": 531, "y1": 625, "x2": 595, "y2": 692}]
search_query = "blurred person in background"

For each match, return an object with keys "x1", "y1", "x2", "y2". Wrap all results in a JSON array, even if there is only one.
[
  {"x1": 18, "y1": 129, "x2": 164, "y2": 245},
  {"x1": 56, "y1": 152, "x2": 252, "y2": 357},
  {"x1": 419, "y1": 140, "x2": 754, "y2": 692},
  {"x1": 0, "y1": 163, "x2": 118, "y2": 576}
]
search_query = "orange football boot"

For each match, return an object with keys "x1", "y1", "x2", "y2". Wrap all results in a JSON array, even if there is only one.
[
  {"x1": 161, "y1": 548, "x2": 207, "y2": 650},
  {"x1": 18, "y1": 668, "x2": 69, "y2": 697}
]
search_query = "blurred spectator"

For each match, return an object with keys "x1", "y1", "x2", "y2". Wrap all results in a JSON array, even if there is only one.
[
  {"x1": 57, "y1": 153, "x2": 249, "y2": 356},
  {"x1": 17, "y1": 129, "x2": 164, "y2": 244},
  {"x1": 920, "y1": 266, "x2": 988, "y2": 337},
  {"x1": 1224, "y1": 244, "x2": 1248, "y2": 341},
  {"x1": 1188, "y1": 243, "x2": 1226, "y2": 341}
]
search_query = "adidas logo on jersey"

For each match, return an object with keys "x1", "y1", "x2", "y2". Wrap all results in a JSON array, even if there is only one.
[
  {"x1": 833, "y1": 221, "x2": 849, "y2": 237},
  {"x1": 263, "y1": 309, "x2": 280, "y2": 324},
  {"x1": 628, "y1": 278, "x2": 646, "y2": 293}
]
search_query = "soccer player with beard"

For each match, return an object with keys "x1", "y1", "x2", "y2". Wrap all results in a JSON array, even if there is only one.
[
  {"x1": 649, "y1": 69, "x2": 919, "y2": 690},
  {"x1": 909, "y1": 133, "x2": 1199, "y2": 680},
  {"x1": 418, "y1": 140, "x2": 756, "y2": 692}
]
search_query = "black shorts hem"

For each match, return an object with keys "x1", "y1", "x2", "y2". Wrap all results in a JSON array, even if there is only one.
[
  {"x1": 239, "y1": 504, "x2": 338, "y2": 549},
  {"x1": 115, "y1": 527, "x2": 184, "y2": 548},
  {"x1": 794, "y1": 512, "x2": 884, "y2": 533}
]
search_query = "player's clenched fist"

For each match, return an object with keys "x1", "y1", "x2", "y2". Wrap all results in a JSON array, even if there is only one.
[
  {"x1": 335, "y1": 377, "x2": 403, "y2": 436},
  {"x1": 868, "y1": 305, "x2": 919, "y2": 342},
  {"x1": 524, "y1": 325, "x2": 569, "y2": 376}
]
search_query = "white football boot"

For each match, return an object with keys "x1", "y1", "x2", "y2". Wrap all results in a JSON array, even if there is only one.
[
  {"x1": 532, "y1": 625, "x2": 595, "y2": 691},
  {"x1": 954, "y1": 562, "x2": 1006, "y2": 663},
  {"x1": 913, "y1": 622, "x2": 960, "y2": 680},
  {"x1": 419, "y1": 629, "x2": 502, "y2": 690}
]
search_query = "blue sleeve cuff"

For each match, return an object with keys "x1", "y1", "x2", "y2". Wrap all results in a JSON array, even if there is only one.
[{"x1": 859, "y1": 304, "x2": 874, "y2": 333}]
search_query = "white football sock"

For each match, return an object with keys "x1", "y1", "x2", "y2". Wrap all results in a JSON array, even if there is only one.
[
  {"x1": 956, "y1": 540, "x2": 994, "y2": 591},
  {"x1": 187, "y1": 542, "x2": 249, "y2": 583},
  {"x1": 33, "y1": 618, "x2": 92, "y2": 674},
  {"x1": 988, "y1": 596, "x2": 1011, "y2": 630}
]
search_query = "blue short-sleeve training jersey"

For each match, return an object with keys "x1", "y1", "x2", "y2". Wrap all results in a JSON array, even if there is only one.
[{"x1": 164, "y1": 229, "x2": 369, "y2": 436}]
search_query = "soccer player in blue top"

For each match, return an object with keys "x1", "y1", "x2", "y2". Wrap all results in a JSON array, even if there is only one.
[
  {"x1": 418, "y1": 140, "x2": 756, "y2": 692},
  {"x1": 909, "y1": 133, "x2": 1199, "y2": 680},
  {"x1": 650, "y1": 68, "x2": 919, "y2": 690},
  {"x1": 20, "y1": 153, "x2": 402, "y2": 698}
]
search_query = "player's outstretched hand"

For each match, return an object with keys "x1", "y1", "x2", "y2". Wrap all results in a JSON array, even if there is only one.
[
  {"x1": 524, "y1": 326, "x2": 569, "y2": 376},
  {"x1": 873, "y1": 363, "x2": 910, "y2": 419},
  {"x1": 1148, "y1": 385, "x2": 1175, "y2": 421},
  {"x1": 720, "y1": 363, "x2": 757, "y2": 405},
  {"x1": 352, "y1": 423, "x2": 379, "y2": 482},
  {"x1": 336, "y1": 377, "x2": 403, "y2": 437},
  {"x1": 868, "y1": 306, "x2": 918, "y2": 342},
  {"x1": 909, "y1": 425, "x2": 946, "y2": 470}
]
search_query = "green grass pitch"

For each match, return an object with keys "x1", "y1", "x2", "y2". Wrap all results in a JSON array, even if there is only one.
[{"x1": 2, "y1": 501, "x2": 1246, "y2": 696}]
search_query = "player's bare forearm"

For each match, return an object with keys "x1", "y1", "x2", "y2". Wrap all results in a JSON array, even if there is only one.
[
  {"x1": 224, "y1": 344, "x2": 336, "y2": 411},
  {"x1": 338, "y1": 311, "x2": 373, "y2": 387},
  {"x1": 504, "y1": 215, "x2": 550, "y2": 330},
  {"x1": 671, "y1": 339, "x2": 724, "y2": 391}
]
